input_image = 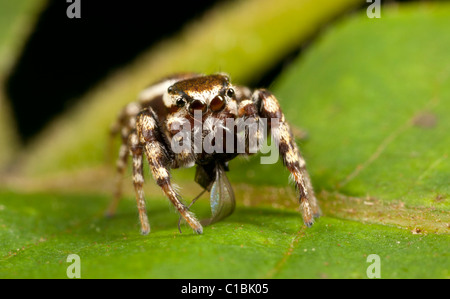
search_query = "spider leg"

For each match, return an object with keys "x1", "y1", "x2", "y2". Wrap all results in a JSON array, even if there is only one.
[
  {"x1": 177, "y1": 188, "x2": 207, "y2": 233},
  {"x1": 105, "y1": 143, "x2": 129, "y2": 217},
  {"x1": 252, "y1": 89, "x2": 321, "y2": 226},
  {"x1": 137, "y1": 109, "x2": 203, "y2": 234},
  {"x1": 237, "y1": 97, "x2": 265, "y2": 155},
  {"x1": 129, "y1": 132, "x2": 151, "y2": 235},
  {"x1": 105, "y1": 102, "x2": 142, "y2": 217}
]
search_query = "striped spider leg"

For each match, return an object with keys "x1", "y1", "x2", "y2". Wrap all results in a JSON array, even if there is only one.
[
  {"x1": 239, "y1": 89, "x2": 321, "y2": 227},
  {"x1": 106, "y1": 100, "x2": 155, "y2": 234},
  {"x1": 107, "y1": 105, "x2": 204, "y2": 235},
  {"x1": 106, "y1": 101, "x2": 142, "y2": 218},
  {"x1": 107, "y1": 73, "x2": 205, "y2": 235},
  {"x1": 135, "y1": 108, "x2": 203, "y2": 235}
]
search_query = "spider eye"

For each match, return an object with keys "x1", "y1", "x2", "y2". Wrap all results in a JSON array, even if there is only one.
[
  {"x1": 226, "y1": 88, "x2": 235, "y2": 98},
  {"x1": 189, "y1": 99, "x2": 207, "y2": 115},
  {"x1": 210, "y1": 95, "x2": 226, "y2": 112},
  {"x1": 176, "y1": 98, "x2": 185, "y2": 107}
]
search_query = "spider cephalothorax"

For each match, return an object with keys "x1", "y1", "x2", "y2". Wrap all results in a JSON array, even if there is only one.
[{"x1": 107, "y1": 73, "x2": 321, "y2": 235}]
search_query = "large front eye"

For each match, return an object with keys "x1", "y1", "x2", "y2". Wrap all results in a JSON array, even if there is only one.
[
  {"x1": 189, "y1": 99, "x2": 207, "y2": 115},
  {"x1": 226, "y1": 88, "x2": 235, "y2": 98},
  {"x1": 176, "y1": 98, "x2": 186, "y2": 107},
  {"x1": 210, "y1": 95, "x2": 226, "y2": 112}
]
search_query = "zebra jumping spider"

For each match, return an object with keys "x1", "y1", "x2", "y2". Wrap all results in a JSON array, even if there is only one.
[{"x1": 107, "y1": 73, "x2": 321, "y2": 235}]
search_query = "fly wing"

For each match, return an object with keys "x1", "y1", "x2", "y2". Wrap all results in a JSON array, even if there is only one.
[{"x1": 201, "y1": 163, "x2": 235, "y2": 226}]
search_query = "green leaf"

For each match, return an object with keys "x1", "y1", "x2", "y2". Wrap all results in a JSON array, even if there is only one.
[{"x1": 1, "y1": 191, "x2": 448, "y2": 278}]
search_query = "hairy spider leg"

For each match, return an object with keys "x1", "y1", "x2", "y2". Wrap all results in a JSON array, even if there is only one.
[
  {"x1": 137, "y1": 109, "x2": 203, "y2": 234},
  {"x1": 129, "y1": 132, "x2": 151, "y2": 235},
  {"x1": 178, "y1": 188, "x2": 207, "y2": 233},
  {"x1": 253, "y1": 89, "x2": 321, "y2": 226},
  {"x1": 105, "y1": 143, "x2": 129, "y2": 217},
  {"x1": 106, "y1": 102, "x2": 142, "y2": 217},
  {"x1": 237, "y1": 91, "x2": 320, "y2": 225},
  {"x1": 236, "y1": 96, "x2": 265, "y2": 155}
]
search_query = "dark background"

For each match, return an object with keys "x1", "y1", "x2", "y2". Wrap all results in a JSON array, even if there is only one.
[{"x1": 5, "y1": 0, "x2": 418, "y2": 144}]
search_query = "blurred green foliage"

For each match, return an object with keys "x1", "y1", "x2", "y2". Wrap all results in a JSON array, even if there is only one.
[{"x1": 0, "y1": 0, "x2": 42, "y2": 168}]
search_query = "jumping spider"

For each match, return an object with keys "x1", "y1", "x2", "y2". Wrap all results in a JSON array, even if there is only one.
[{"x1": 107, "y1": 73, "x2": 321, "y2": 235}]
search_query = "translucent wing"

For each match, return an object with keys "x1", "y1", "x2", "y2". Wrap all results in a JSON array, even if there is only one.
[{"x1": 201, "y1": 163, "x2": 235, "y2": 226}]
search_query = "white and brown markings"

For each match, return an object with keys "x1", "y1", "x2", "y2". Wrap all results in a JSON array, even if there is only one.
[{"x1": 107, "y1": 73, "x2": 321, "y2": 235}]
